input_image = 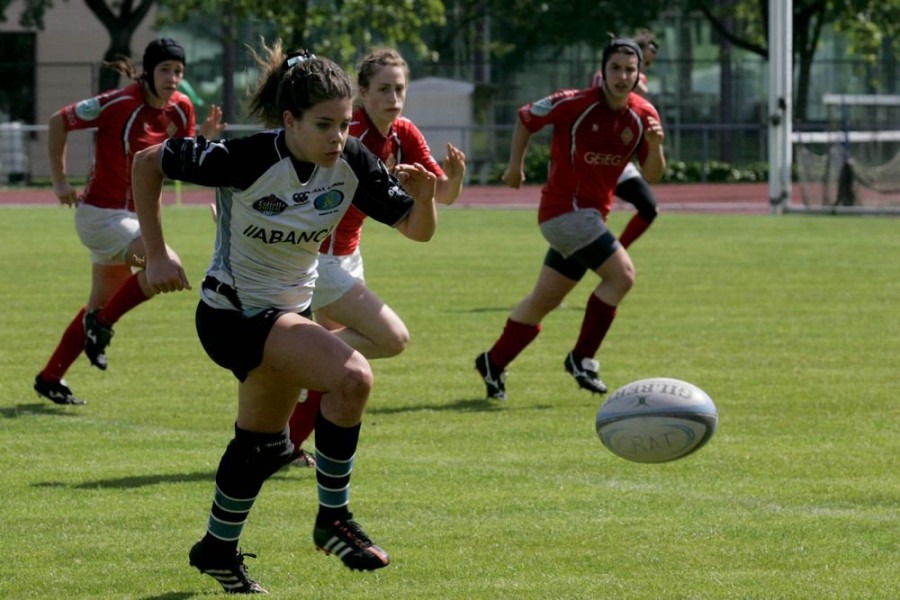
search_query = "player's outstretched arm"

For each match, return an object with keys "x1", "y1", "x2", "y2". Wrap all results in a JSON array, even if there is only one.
[{"x1": 132, "y1": 144, "x2": 191, "y2": 294}]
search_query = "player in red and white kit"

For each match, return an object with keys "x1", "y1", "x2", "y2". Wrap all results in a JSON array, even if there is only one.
[
  {"x1": 591, "y1": 30, "x2": 661, "y2": 248},
  {"x1": 285, "y1": 48, "x2": 465, "y2": 464},
  {"x1": 34, "y1": 38, "x2": 224, "y2": 405},
  {"x1": 475, "y1": 38, "x2": 666, "y2": 401}
]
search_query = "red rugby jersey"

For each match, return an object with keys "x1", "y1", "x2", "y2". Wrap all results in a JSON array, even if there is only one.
[
  {"x1": 319, "y1": 106, "x2": 445, "y2": 256},
  {"x1": 61, "y1": 82, "x2": 196, "y2": 211},
  {"x1": 518, "y1": 87, "x2": 659, "y2": 223}
]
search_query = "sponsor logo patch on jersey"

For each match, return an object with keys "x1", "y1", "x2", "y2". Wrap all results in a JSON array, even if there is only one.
[
  {"x1": 253, "y1": 195, "x2": 289, "y2": 216},
  {"x1": 584, "y1": 152, "x2": 623, "y2": 166},
  {"x1": 314, "y1": 189, "x2": 345, "y2": 211},
  {"x1": 292, "y1": 191, "x2": 311, "y2": 205},
  {"x1": 242, "y1": 224, "x2": 332, "y2": 245},
  {"x1": 74, "y1": 98, "x2": 101, "y2": 121},
  {"x1": 529, "y1": 97, "x2": 554, "y2": 117}
]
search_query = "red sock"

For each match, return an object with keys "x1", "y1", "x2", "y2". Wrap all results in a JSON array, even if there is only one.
[
  {"x1": 97, "y1": 273, "x2": 150, "y2": 326},
  {"x1": 489, "y1": 318, "x2": 541, "y2": 368},
  {"x1": 573, "y1": 294, "x2": 617, "y2": 359},
  {"x1": 619, "y1": 214, "x2": 653, "y2": 249},
  {"x1": 40, "y1": 307, "x2": 87, "y2": 381},
  {"x1": 289, "y1": 389, "x2": 323, "y2": 448}
]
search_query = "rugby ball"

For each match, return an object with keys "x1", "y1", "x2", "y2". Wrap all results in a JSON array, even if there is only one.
[{"x1": 595, "y1": 377, "x2": 717, "y2": 463}]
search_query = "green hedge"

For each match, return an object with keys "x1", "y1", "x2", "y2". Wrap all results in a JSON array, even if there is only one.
[{"x1": 486, "y1": 145, "x2": 772, "y2": 185}]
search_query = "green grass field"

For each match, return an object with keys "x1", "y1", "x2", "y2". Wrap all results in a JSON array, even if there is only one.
[{"x1": 1, "y1": 205, "x2": 899, "y2": 598}]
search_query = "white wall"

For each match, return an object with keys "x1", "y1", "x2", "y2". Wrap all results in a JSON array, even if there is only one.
[
  {"x1": 402, "y1": 77, "x2": 475, "y2": 166},
  {"x1": 1, "y1": 0, "x2": 160, "y2": 178}
]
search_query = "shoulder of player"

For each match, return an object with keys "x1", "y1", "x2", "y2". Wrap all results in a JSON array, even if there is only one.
[
  {"x1": 189, "y1": 129, "x2": 283, "y2": 164},
  {"x1": 168, "y1": 90, "x2": 195, "y2": 110},
  {"x1": 97, "y1": 83, "x2": 144, "y2": 108},
  {"x1": 628, "y1": 92, "x2": 653, "y2": 107},
  {"x1": 523, "y1": 88, "x2": 591, "y2": 119},
  {"x1": 341, "y1": 135, "x2": 369, "y2": 162},
  {"x1": 392, "y1": 116, "x2": 426, "y2": 139},
  {"x1": 628, "y1": 94, "x2": 659, "y2": 118}
]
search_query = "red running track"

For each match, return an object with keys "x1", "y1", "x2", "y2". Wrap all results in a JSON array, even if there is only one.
[{"x1": 0, "y1": 183, "x2": 795, "y2": 214}]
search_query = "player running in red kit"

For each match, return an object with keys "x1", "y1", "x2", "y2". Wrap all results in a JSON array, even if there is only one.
[
  {"x1": 591, "y1": 30, "x2": 662, "y2": 248},
  {"x1": 33, "y1": 38, "x2": 223, "y2": 405},
  {"x1": 475, "y1": 38, "x2": 666, "y2": 401}
]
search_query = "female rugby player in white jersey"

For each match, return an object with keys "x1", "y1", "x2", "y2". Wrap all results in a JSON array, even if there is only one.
[{"x1": 132, "y1": 41, "x2": 437, "y2": 594}]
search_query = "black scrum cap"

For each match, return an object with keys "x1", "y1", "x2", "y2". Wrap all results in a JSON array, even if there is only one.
[
  {"x1": 601, "y1": 38, "x2": 644, "y2": 90},
  {"x1": 142, "y1": 38, "x2": 185, "y2": 96}
]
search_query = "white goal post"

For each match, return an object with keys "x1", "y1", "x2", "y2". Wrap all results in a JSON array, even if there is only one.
[{"x1": 768, "y1": 0, "x2": 793, "y2": 214}]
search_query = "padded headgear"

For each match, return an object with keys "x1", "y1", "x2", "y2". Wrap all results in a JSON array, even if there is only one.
[
  {"x1": 601, "y1": 38, "x2": 644, "y2": 90},
  {"x1": 142, "y1": 38, "x2": 185, "y2": 97}
]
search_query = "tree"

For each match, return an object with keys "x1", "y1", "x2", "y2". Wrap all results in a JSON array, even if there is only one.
[
  {"x1": 157, "y1": 0, "x2": 446, "y2": 120},
  {"x1": 428, "y1": 0, "x2": 666, "y2": 69},
  {"x1": 692, "y1": 0, "x2": 900, "y2": 121},
  {"x1": 1, "y1": 0, "x2": 155, "y2": 93},
  {"x1": 158, "y1": 0, "x2": 447, "y2": 67}
]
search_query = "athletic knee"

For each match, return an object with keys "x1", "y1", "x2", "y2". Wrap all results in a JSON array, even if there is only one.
[
  {"x1": 620, "y1": 178, "x2": 658, "y2": 222},
  {"x1": 380, "y1": 325, "x2": 410, "y2": 358},
  {"x1": 609, "y1": 260, "x2": 636, "y2": 296},
  {"x1": 620, "y1": 263, "x2": 636, "y2": 293},
  {"x1": 336, "y1": 355, "x2": 373, "y2": 403},
  {"x1": 637, "y1": 202, "x2": 658, "y2": 222}
]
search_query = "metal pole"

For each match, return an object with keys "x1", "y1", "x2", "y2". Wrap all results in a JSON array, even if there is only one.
[{"x1": 768, "y1": 0, "x2": 793, "y2": 213}]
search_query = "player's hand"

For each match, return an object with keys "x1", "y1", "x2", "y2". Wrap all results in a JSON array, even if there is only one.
[
  {"x1": 502, "y1": 166, "x2": 525, "y2": 189},
  {"x1": 53, "y1": 181, "x2": 78, "y2": 207},
  {"x1": 146, "y1": 248, "x2": 192, "y2": 295},
  {"x1": 199, "y1": 104, "x2": 226, "y2": 139},
  {"x1": 646, "y1": 116, "x2": 665, "y2": 147},
  {"x1": 395, "y1": 162, "x2": 437, "y2": 203},
  {"x1": 442, "y1": 143, "x2": 467, "y2": 182}
]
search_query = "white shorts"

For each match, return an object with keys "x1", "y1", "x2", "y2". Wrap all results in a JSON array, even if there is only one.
[
  {"x1": 311, "y1": 248, "x2": 365, "y2": 311},
  {"x1": 617, "y1": 161, "x2": 641, "y2": 183},
  {"x1": 539, "y1": 208, "x2": 608, "y2": 258},
  {"x1": 74, "y1": 203, "x2": 141, "y2": 265}
]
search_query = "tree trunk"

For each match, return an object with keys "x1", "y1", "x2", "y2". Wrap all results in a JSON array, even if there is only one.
[
  {"x1": 99, "y1": 30, "x2": 135, "y2": 92},
  {"x1": 84, "y1": 0, "x2": 155, "y2": 93}
]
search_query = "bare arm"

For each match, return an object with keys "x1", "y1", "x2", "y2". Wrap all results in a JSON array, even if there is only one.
[
  {"x1": 639, "y1": 116, "x2": 666, "y2": 183},
  {"x1": 48, "y1": 111, "x2": 78, "y2": 207},
  {"x1": 502, "y1": 117, "x2": 533, "y2": 189},
  {"x1": 132, "y1": 144, "x2": 191, "y2": 294},
  {"x1": 434, "y1": 143, "x2": 466, "y2": 206},
  {"x1": 394, "y1": 163, "x2": 438, "y2": 242}
]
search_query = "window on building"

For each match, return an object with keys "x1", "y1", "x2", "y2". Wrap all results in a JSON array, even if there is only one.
[{"x1": 0, "y1": 32, "x2": 36, "y2": 124}]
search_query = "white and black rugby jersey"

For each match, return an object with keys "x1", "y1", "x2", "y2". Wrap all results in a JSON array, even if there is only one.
[{"x1": 160, "y1": 130, "x2": 415, "y2": 314}]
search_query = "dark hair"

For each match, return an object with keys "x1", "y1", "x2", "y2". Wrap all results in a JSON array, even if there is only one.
[
  {"x1": 634, "y1": 29, "x2": 659, "y2": 54},
  {"x1": 356, "y1": 47, "x2": 409, "y2": 90},
  {"x1": 247, "y1": 38, "x2": 353, "y2": 129},
  {"x1": 102, "y1": 57, "x2": 140, "y2": 82}
]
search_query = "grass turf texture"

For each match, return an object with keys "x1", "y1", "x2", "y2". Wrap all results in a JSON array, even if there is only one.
[{"x1": 1, "y1": 205, "x2": 898, "y2": 598}]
